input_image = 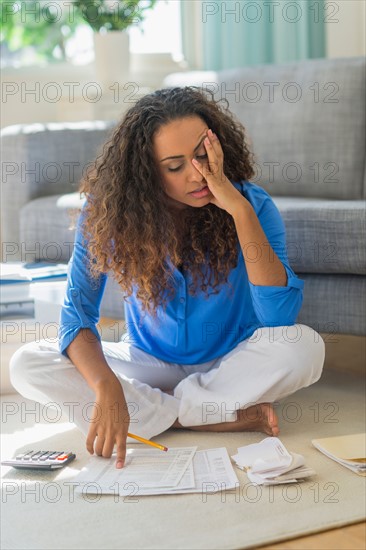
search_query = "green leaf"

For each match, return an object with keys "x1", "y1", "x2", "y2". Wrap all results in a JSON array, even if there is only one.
[{"x1": 0, "y1": 0, "x2": 158, "y2": 63}]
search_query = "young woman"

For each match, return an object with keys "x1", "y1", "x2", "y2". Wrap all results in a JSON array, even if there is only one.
[{"x1": 10, "y1": 87, "x2": 325, "y2": 469}]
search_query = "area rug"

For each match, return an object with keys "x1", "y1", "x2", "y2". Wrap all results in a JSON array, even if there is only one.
[{"x1": 1, "y1": 368, "x2": 365, "y2": 550}]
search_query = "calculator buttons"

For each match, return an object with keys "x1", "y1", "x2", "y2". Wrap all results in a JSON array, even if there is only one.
[
  {"x1": 31, "y1": 451, "x2": 45, "y2": 460},
  {"x1": 38, "y1": 452, "x2": 52, "y2": 461},
  {"x1": 15, "y1": 452, "x2": 29, "y2": 460},
  {"x1": 47, "y1": 452, "x2": 64, "y2": 460},
  {"x1": 18, "y1": 451, "x2": 34, "y2": 460},
  {"x1": 56, "y1": 453, "x2": 72, "y2": 461},
  {"x1": 1, "y1": 450, "x2": 76, "y2": 470}
]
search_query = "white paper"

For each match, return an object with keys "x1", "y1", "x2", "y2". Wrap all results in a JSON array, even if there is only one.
[
  {"x1": 116, "y1": 447, "x2": 239, "y2": 496},
  {"x1": 247, "y1": 463, "x2": 316, "y2": 485},
  {"x1": 156, "y1": 447, "x2": 240, "y2": 495},
  {"x1": 74, "y1": 447, "x2": 197, "y2": 495},
  {"x1": 232, "y1": 437, "x2": 292, "y2": 471},
  {"x1": 312, "y1": 441, "x2": 366, "y2": 473},
  {"x1": 231, "y1": 437, "x2": 316, "y2": 485},
  {"x1": 253, "y1": 452, "x2": 304, "y2": 476},
  {"x1": 74, "y1": 447, "x2": 239, "y2": 496}
]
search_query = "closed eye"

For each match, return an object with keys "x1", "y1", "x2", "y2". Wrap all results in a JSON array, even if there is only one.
[{"x1": 168, "y1": 154, "x2": 208, "y2": 172}]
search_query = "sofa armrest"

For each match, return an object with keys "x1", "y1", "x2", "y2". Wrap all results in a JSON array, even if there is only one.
[{"x1": 1, "y1": 121, "x2": 116, "y2": 261}]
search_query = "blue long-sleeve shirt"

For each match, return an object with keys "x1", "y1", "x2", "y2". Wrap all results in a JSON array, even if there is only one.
[{"x1": 59, "y1": 181, "x2": 304, "y2": 364}]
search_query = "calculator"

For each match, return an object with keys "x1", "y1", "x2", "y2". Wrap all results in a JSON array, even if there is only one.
[{"x1": 1, "y1": 450, "x2": 76, "y2": 470}]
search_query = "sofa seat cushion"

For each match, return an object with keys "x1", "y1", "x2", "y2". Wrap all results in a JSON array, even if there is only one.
[
  {"x1": 19, "y1": 195, "x2": 79, "y2": 263},
  {"x1": 20, "y1": 194, "x2": 365, "y2": 275},
  {"x1": 273, "y1": 197, "x2": 366, "y2": 274},
  {"x1": 19, "y1": 194, "x2": 126, "y2": 320},
  {"x1": 297, "y1": 273, "x2": 366, "y2": 336}
]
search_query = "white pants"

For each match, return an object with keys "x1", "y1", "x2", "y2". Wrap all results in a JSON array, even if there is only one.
[{"x1": 9, "y1": 324, "x2": 325, "y2": 440}]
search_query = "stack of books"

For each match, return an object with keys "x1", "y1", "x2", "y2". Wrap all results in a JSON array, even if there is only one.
[{"x1": 0, "y1": 262, "x2": 68, "y2": 319}]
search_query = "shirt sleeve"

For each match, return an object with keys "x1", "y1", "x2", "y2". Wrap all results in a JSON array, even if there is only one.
[
  {"x1": 246, "y1": 187, "x2": 305, "y2": 327},
  {"x1": 58, "y1": 203, "x2": 107, "y2": 358}
]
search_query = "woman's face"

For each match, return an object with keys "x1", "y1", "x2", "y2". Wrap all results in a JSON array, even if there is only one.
[{"x1": 153, "y1": 116, "x2": 213, "y2": 210}]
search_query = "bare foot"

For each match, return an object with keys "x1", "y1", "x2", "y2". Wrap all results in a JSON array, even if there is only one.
[
  {"x1": 170, "y1": 402, "x2": 280, "y2": 437},
  {"x1": 235, "y1": 403, "x2": 280, "y2": 436}
]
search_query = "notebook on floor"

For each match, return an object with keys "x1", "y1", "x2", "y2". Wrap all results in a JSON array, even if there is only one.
[{"x1": 312, "y1": 433, "x2": 366, "y2": 476}]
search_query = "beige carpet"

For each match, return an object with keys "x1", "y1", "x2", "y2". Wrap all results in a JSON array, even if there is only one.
[{"x1": 1, "y1": 368, "x2": 365, "y2": 550}]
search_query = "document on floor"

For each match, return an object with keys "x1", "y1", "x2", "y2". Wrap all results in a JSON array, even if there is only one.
[
  {"x1": 150, "y1": 447, "x2": 240, "y2": 495},
  {"x1": 74, "y1": 446, "x2": 239, "y2": 496},
  {"x1": 312, "y1": 433, "x2": 366, "y2": 475},
  {"x1": 231, "y1": 437, "x2": 316, "y2": 485}
]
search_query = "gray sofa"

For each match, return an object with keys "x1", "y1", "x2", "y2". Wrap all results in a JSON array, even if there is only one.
[{"x1": 1, "y1": 56, "x2": 365, "y2": 336}]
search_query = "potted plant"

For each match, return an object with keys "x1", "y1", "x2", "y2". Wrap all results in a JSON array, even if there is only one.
[
  {"x1": 73, "y1": 0, "x2": 157, "y2": 32},
  {"x1": 0, "y1": 0, "x2": 83, "y2": 65},
  {"x1": 1, "y1": 0, "x2": 157, "y2": 75},
  {"x1": 73, "y1": 0, "x2": 158, "y2": 87}
]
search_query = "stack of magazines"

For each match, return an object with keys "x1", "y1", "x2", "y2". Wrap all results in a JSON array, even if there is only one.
[
  {"x1": 312, "y1": 433, "x2": 366, "y2": 476},
  {"x1": 1, "y1": 262, "x2": 68, "y2": 319},
  {"x1": 1, "y1": 262, "x2": 68, "y2": 284}
]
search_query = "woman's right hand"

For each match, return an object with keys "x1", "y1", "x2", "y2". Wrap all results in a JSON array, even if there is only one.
[{"x1": 86, "y1": 377, "x2": 130, "y2": 469}]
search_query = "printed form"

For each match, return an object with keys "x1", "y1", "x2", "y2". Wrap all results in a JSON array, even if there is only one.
[{"x1": 74, "y1": 447, "x2": 239, "y2": 496}]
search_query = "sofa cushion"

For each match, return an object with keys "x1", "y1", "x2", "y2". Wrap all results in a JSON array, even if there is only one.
[
  {"x1": 297, "y1": 273, "x2": 366, "y2": 336},
  {"x1": 225, "y1": 57, "x2": 366, "y2": 200},
  {"x1": 273, "y1": 197, "x2": 366, "y2": 275},
  {"x1": 21, "y1": 194, "x2": 365, "y2": 276},
  {"x1": 164, "y1": 57, "x2": 366, "y2": 200},
  {"x1": 0, "y1": 120, "x2": 117, "y2": 257},
  {"x1": 20, "y1": 195, "x2": 77, "y2": 263},
  {"x1": 18, "y1": 198, "x2": 366, "y2": 333},
  {"x1": 19, "y1": 194, "x2": 126, "y2": 320}
]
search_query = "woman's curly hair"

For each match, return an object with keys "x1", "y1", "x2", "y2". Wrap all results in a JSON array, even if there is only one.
[{"x1": 79, "y1": 86, "x2": 255, "y2": 316}]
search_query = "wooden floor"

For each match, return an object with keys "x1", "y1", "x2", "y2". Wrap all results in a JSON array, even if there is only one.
[{"x1": 257, "y1": 521, "x2": 365, "y2": 549}]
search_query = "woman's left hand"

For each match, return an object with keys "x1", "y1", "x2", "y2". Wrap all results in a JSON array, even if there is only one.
[{"x1": 192, "y1": 129, "x2": 249, "y2": 218}]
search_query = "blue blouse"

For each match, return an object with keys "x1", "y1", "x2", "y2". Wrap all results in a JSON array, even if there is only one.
[{"x1": 58, "y1": 181, "x2": 304, "y2": 364}]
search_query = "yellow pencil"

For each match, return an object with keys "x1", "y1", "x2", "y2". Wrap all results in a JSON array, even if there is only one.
[{"x1": 127, "y1": 432, "x2": 168, "y2": 452}]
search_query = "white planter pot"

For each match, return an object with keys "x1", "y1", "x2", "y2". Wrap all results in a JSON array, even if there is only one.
[{"x1": 93, "y1": 31, "x2": 130, "y2": 89}]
